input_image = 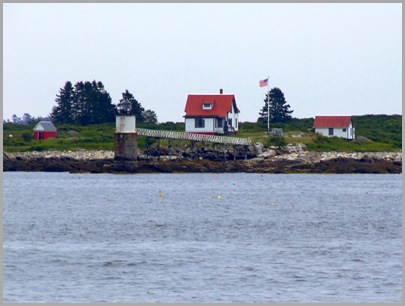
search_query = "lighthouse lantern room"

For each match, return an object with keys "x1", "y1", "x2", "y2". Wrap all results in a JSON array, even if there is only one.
[{"x1": 116, "y1": 100, "x2": 136, "y2": 133}]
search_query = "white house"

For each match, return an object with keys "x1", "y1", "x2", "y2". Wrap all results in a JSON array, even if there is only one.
[
  {"x1": 313, "y1": 115, "x2": 355, "y2": 140},
  {"x1": 184, "y1": 90, "x2": 240, "y2": 135}
]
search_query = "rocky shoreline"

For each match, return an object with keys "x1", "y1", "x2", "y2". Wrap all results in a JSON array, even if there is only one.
[{"x1": 3, "y1": 146, "x2": 402, "y2": 174}]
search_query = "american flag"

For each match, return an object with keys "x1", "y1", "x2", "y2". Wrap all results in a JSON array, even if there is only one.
[{"x1": 259, "y1": 78, "x2": 268, "y2": 87}]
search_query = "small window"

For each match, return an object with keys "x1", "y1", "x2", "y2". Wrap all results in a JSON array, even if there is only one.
[
  {"x1": 195, "y1": 118, "x2": 205, "y2": 128},
  {"x1": 216, "y1": 118, "x2": 223, "y2": 128},
  {"x1": 328, "y1": 128, "x2": 334, "y2": 136},
  {"x1": 202, "y1": 103, "x2": 213, "y2": 110},
  {"x1": 342, "y1": 128, "x2": 347, "y2": 132}
]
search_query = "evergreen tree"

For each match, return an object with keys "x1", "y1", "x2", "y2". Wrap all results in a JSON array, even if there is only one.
[
  {"x1": 51, "y1": 80, "x2": 116, "y2": 125},
  {"x1": 71, "y1": 81, "x2": 88, "y2": 125},
  {"x1": 11, "y1": 114, "x2": 22, "y2": 124},
  {"x1": 75, "y1": 81, "x2": 116, "y2": 125},
  {"x1": 92, "y1": 81, "x2": 116, "y2": 124},
  {"x1": 258, "y1": 87, "x2": 293, "y2": 124},
  {"x1": 142, "y1": 109, "x2": 158, "y2": 123},
  {"x1": 119, "y1": 90, "x2": 145, "y2": 122},
  {"x1": 22, "y1": 113, "x2": 33, "y2": 124},
  {"x1": 50, "y1": 81, "x2": 74, "y2": 124}
]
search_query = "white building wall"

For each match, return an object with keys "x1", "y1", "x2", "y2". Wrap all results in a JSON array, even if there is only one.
[
  {"x1": 314, "y1": 128, "x2": 329, "y2": 137},
  {"x1": 348, "y1": 122, "x2": 355, "y2": 139},
  {"x1": 205, "y1": 118, "x2": 214, "y2": 132},
  {"x1": 333, "y1": 128, "x2": 348, "y2": 138},
  {"x1": 231, "y1": 112, "x2": 239, "y2": 132},
  {"x1": 116, "y1": 116, "x2": 136, "y2": 133},
  {"x1": 186, "y1": 113, "x2": 239, "y2": 134},
  {"x1": 226, "y1": 104, "x2": 239, "y2": 132},
  {"x1": 185, "y1": 118, "x2": 194, "y2": 132},
  {"x1": 185, "y1": 118, "x2": 215, "y2": 133},
  {"x1": 315, "y1": 123, "x2": 355, "y2": 140}
]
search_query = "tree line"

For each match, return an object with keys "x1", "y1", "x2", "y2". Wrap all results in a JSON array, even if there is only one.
[
  {"x1": 7, "y1": 81, "x2": 293, "y2": 126},
  {"x1": 3, "y1": 113, "x2": 50, "y2": 125},
  {"x1": 49, "y1": 81, "x2": 157, "y2": 125}
]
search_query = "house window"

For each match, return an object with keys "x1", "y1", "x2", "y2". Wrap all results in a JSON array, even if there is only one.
[
  {"x1": 342, "y1": 128, "x2": 347, "y2": 132},
  {"x1": 202, "y1": 103, "x2": 213, "y2": 110},
  {"x1": 195, "y1": 118, "x2": 205, "y2": 128},
  {"x1": 328, "y1": 128, "x2": 334, "y2": 136},
  {"x1": 216, "y1": 118, "x2": 223, "y2": 128}
]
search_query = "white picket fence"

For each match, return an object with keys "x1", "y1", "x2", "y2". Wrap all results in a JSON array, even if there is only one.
[{"x1": 135, "y1": 128, "x2": 251, "y2": 146}]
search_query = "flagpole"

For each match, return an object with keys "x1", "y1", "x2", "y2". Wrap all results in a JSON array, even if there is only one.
[{"x1": 267, "y1": 76, "x2": 270, "y2": 135}]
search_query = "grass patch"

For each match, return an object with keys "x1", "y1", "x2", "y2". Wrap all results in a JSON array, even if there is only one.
[
  {"x1": 306, "y1": 134, "x2": 393, "y2": 152},
  {"x1": 3, "y1": 115, "x2": 401, "y2": 153}
]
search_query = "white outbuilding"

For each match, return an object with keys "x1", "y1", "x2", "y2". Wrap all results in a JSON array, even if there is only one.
[{"x1": 313, "y1": 116, "x2": 355, "y2": 140}]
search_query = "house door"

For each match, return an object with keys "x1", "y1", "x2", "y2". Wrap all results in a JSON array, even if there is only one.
[{"x1": 38, "y1": 132, "x2": 43, "y2": 140}]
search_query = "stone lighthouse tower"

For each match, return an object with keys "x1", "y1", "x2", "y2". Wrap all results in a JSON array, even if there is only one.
[{"x1": 114, "y1": 100, "x2": 137, "y2": 170}]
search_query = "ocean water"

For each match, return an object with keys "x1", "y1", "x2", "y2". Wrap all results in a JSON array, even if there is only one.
[{"x1": 3, "y1": 172, "x2": 402, "y2": 303}]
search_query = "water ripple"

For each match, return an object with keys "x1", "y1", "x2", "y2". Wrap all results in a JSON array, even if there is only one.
[{"x1": 3, "y1": 173, "x2": 402, "y2": 303}]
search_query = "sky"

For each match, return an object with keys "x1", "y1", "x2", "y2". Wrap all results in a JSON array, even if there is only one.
[{"x1": 3, "y1": 3, "x2": 402, "y2": 123}]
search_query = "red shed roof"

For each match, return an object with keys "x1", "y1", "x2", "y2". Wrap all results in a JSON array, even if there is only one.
[
  {"x1": 313, "y1": 116, "x2": 352, "y2": 128},
  {"x1": 184, "y1": 94, "x2": 240, "y2": 117}
]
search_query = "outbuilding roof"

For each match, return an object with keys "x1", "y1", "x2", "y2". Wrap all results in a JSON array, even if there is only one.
[
  {"x1": 184, "y1": 94, "x2": 240, "y2": 117},
  {"x1": 33, "y1": 121, "x2": 57, "y2": 132},
  {"x1": 313, "y1": 116, "x2": 352, "y2": 128}
]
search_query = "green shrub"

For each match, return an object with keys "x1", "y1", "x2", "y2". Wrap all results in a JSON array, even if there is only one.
[
  {"x1": 3, "y1": 136, "x2": 27, "y2": 147},
  {"x1": 29, "y1": 145, "x2": 47, "y2": 152},
  {"x1": 137, "y1": 136, "x2": 156, "y2": 149},
  {"x1": 267, "y1": 136, "x2": 287, "y2": 148},
  {"x1": 22, "y1": 132, "x2": 33, "y2": 142},
  {"x1": 312, "y1": 133, "x2": 332, "y2": 144},
  {"x1": 239, "y1": 121, "x2": 267, "y2": 133}
]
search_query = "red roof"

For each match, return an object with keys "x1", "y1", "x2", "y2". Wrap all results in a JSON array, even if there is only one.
[
  {"x1": 184, "y1": 94, "x2": 240, "y2": 117},
  {"x1": 313, "y1": 116, "x2": 352, "y2": 128}
]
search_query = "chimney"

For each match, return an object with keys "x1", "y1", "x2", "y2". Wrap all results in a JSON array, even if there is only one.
[{"x1": 220, "y1": 88, "x2": 223, "y2": 94}]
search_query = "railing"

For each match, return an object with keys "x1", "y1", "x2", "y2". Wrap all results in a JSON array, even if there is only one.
[{"x1": 135, "y1": 128, "x2": 251, "y2": 146}]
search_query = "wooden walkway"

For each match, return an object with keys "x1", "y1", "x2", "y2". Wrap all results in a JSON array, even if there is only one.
[{"x1": 135, "y1": 128, "x2": 251, "y2": 146}]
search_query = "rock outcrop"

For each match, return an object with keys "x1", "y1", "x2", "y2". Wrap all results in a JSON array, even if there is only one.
[{"x1": 3, "y1": 146, "x2": 402, "y2": 174}]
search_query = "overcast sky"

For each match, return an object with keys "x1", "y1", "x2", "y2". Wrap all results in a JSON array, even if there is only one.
[{"x1": 3, "y1": 3, "x2": 402, "y2": 123}]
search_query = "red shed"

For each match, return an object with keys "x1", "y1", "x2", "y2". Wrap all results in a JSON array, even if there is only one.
[{"x1": 33, "y1": 121, "x2": 57, "y2": 140}]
